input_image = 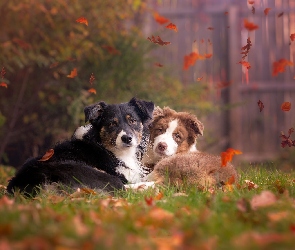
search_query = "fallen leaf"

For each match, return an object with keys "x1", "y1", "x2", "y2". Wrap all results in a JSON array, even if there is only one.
[
  {"x1": 80, "y1": 187, "x2": 96, "y2": 195},
  {"x1": 88, "y1": 88, "x2": 96, "y2": 94},
  {"x1": 73, "y1": 215, "x2": 89, "y2": 236},
  {"x1": 76, "y1": 17, "x2": 88, "y2": 26},
  {"x1": 0, "y1": 82, "x2": 8, "y2": 88},
  {"x1": 49, "y1": 62, "x2": 59, "y2": 68},
  {"x1": 236, "y1": 198, "x2": 250, "y2": 213},
  {"x1": 221, "y1": 148, "x2": 242, "y2": 167},
  {"x1": 154, "y1": 192, "x2": 164, "y2": 201},
  {"x1": 264, "y1": 8, "x2": 271, "y2": 15},
  {"x1": 153, "y1": 12, "x2": 170, "y2": 25},
  {"x1": 166, "y1": 23, "x2": 178, "y2": 32},
  {"x1": 147, "y1": 36, "x2": 171, "y2": 46},
  {"x1": 290, "y1": 33, "x2": 295, "y2": 41},
  {"x1": 257, "y1": 100, "x2": 264, "y2": 112},
  {"x1": 148, "y1": 207, "x2": 174, "y2": 221},
  {"x1": 244, "y1": 180, "x2": 259, "y2": 190},
  {"x1": 244, "y1": 19, "x2": 259, "y2": 31},
  {"x1": 272, "y1": 59, "x2": 293, "y2": 76},
  {"x1": 281, "y1": 102, "x2": 291, "y2": 111},
  {"x1": 144, "y1": 197, "x2": 153, "y2": 206},
  {"x1": 0, "y1": 196, "x2": 14, "y2": 206},
  {"x1": 67, "y1": 68, "x2": 77, "y2": 78},
  {"x1": 278, "y1": 12, "x2": 284, "y2": 18},
  {"x1": 38, "y1": 149, "x2": 54, "y2": 162},
  {"x1": 268, "y1": 211, "x2": 288, "y2": 222},
  {"x1": 250, "y1": 190, "x2": 277, "y2": 210}
]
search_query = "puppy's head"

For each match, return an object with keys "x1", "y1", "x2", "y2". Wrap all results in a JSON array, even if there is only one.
[
  {"x1": 83, "y1": 98, "x2": 154, "y2": 155},
  {"x1": 149, "y1": 107, "x2": 204, "y2": 162}
]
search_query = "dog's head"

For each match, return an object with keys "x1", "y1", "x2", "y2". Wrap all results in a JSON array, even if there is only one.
[
  {"x1": 76, "y1": 97, "x2": 154, "y2": 156},
  {"x1": 148, "y1": 107, "x2": 204, "y2": 163}
]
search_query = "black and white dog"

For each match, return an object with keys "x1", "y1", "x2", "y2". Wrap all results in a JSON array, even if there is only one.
[{"x1": 7, "y1": 97, "x2": 154, "y2": 196}]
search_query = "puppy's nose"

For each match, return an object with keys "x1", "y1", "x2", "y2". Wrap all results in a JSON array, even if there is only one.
[
  {"x1": 121, "y1": 134, "x2": 132, "y2": 144},
  {"x1": 157, "y1": 142, "x2": 167, "y2": 152}
]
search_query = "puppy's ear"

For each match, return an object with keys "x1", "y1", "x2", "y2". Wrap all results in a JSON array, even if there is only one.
[
  {"x1": 129, "y1": 97, "x2": 154, "y2": 122},
  {"x1": 187, "y1": 115, "x2": 204, "y2": 136},
  {"x1": 84, "y1": 101, "x2": 107, "y2": 123}
]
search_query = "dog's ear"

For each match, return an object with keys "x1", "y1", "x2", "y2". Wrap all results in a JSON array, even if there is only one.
[
  {"x1": 129, "y1": 97, "x2": 154, "y2": 122},
  {"x1": 185, "y1": 114, "x2": 204, "y2": 136},
  {"x1": 84, "y1": 101, "x2": 107, "y2": 123}
]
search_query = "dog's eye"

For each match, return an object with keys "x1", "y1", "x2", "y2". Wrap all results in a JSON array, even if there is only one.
[
  {"x1": 128, "y1": 117, "x2": 137, "y2": 125},
  {"x1": 109, "y1": 120, "x2": 118, "y2": 127},
  {"x1": 156, "y1": 128, "x2": 163, "y2": 133},
  {"x1": 173, "y1": 133, "x2": 182, "y2": 141}
]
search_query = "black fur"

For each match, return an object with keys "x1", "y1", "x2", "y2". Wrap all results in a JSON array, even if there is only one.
[{"x1": 7, "y1": 98, "x2": 154, "y2": 196}]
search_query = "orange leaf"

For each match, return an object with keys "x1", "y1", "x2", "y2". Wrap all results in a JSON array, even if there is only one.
[
  {"x1": 248, "y1": 0, "x2": 255, "y2": 4},
  {"x1": 166, "y1": 23, "x2": 178, "y2": 32},
  {"x1": 0, "y1": 82, "x2": 8, "y2": 88},
  {"x1": 257, "y1": 100, "x2": 264, "y2": 112},
  {"x1": 154, "y1": 192, "x2": 164, "y2": 201},
  {"x1": 67, "y1": 68, "x2": 77, "y2": 78},
  {"x1": 153, "y1": 12, "x2": 170, "y2": 25},
  {"x1": 226, "y1": 175, "x2": 235, "y2": 185},
  {"x1": 244, "y1": 19, "x2": 259, "y2": 31},
  {"x1": 281, "y1": 102, "x2": 291, "y2": 112},
  {"x1": 214, "y1": 81, "x2": 232, "y2": 89},
  {"x1": 221, "y1": 148, "x2": 242, "y2": 167},
  {"x1": 239, "y1": 61, "x2": 251, "y2": 69},
  {"x1": 76, "y1": 17, "x2": 88, "y2": 26},
  {"x1": 183, "y1": 52, "x2": 212, "y2": 70},
  {"x1": 272, "y1": 59, "x2": 293, "y2": 76},
  {"x1": 264, "y1": 8, "x2": 271, "y2": 15},
  {"x1": 204, "y1": 53, "x2": 213, "y2": 59},
  {"x1": 145, "y1": 197, "x2": 153, "y2": 206},
  {"x1": 250, "y1": 190, "x2": 277, "y2": 210},
  {"x1": 290, "y1": 33, "x2": 295, "y2": 41},
  {"x1": 196, "y1": 77, "x2": 203, "y2": 81},
  {"x1": 80, "y1": 187, "x2": 96, "y2": 195},
  {"x1": 38, "y1": 149, "x2": 54, "y2": 162},
  {"x1": 88, "y1": 88, "x2": 96, "y2": 94}
]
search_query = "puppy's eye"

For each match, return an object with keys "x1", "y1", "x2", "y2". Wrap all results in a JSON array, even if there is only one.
[
  {"x1": 109, "y1": 121, "x2": 118, "y2": 127},
  {"x1": 128, "y1": 117, "x2": 137, "y2": 125},
  {"x1": 156, "y1": 128, "x2": 163, "y2": 132},
  {"x1": 174, "y1": 133, "x2": 182, "y2": 141}
]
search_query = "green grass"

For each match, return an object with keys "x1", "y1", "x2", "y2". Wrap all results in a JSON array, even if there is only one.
[{"x1": 1, "y1": 165, "x2": 295, "y2": 249}]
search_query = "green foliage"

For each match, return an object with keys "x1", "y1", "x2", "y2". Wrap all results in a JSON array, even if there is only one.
[{"x1": 1, "y1": 166, "x2": 295, "y2": 249}]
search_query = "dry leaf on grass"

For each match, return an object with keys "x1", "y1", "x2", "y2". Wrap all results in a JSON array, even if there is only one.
[{"x1": 250, "y1": 190, "x2": 277, "y2": 210}]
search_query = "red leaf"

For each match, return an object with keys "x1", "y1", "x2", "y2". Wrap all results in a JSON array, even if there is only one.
[
  {"x1": 183, "y1": 52, "x2": 212, "y2": 70},
  {"x1": 144, "y1": 197, "x2": 153, "y2": 206},
  {"x1": 154, "y1": 62, "x2": 164, "y2": 67},
  {"x1": 196, "y1": 77, "x2": 203, "y2": 81},
  {"x1": 153, "y1": 12, "x2": 170, "y2": 25},
  {"x1": 248, "y1": 0, "x2": 255, "y2": 4},
  {"x1": 0, "y1": 82, "x2": 8, "y2": 88},
  {"x1": 281, "y1": 102, "x2": 291, "y2": 112},
  {"x1": 272, "y1": 59, "x2": 293, "y2": 76},
  {"x1": 241, "y1": 37, "x2": 252, "y2": 60},
  {"x1": 38, "y1": 149, "x2": 54, "y2": 162},
  {"x1": 257, "y1": 100, "x2": 264, "y2": 112},
  {"x1": 288, "y1": 128, "x2": 294, "y2": 135},
  {"x1": 49, "y1": 62, "x2": 59, "y2": 68},
  {"x1": 102, "y1": 45, "x2": 121, "y2": 55},
  {"x1": 147, "y1": 36, "x2": 171, "y2": 46},
  {"x1": 278, "y1": 12, "x2": 284, "y2": 18},
  {"x1": 89, "y1": 73, "x2": 95, "y2": 85},
  {"x1": 207, "y1": 27, "x2": 214, "y2": 30},
  {"x1": 214, "y1": 81, "x2": 232, "y2": 89},
  {"x1": 244, "y1": 19, "x2": 259, "y2": 31},
  {"x1": 239, "y1": 61, "x2": 251, "y2": 69},
  {"x1": 221, "y1": 148, "x2": 242, "y2": 167},
  {"x1": 251, "y1": 6, "x2": 255, "y2": 14},
  {"x1": 250, "y1": 191, "x2": 277, "y2": 210},
  {"x1": 166, "y1": 23, "x2": 178, "y2": 32},
  {"x1": 290, "y1": 33, "x2": 295, "y2": 41},
  {"x1": 88, "y1": 88, "x2": 96, "y2": 94},
  {"x1": 264, "y1": 8, "x2": 271, "y2": 16},
  {"x1": 76, "y1": 17, "x2": 88, "y2": 26},
  {"x1": 67, "y1": 68, "x2": 77, "y2": 78}
]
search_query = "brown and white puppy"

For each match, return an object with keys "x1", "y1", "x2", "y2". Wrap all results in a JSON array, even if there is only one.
[{"x1": 142, "y1": 107, "x2": 204, "y2": 169}]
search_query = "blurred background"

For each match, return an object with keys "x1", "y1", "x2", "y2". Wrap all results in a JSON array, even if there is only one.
[{"x1": 0, "y1": 0, "x2": 294, "y2": 169}]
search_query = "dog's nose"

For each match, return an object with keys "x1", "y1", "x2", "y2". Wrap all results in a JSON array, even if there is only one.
[
  {"x1": 157, "y1": 142, "x2": 167, "y2": 152},
  {"x1": 121, "y1": 134, "x2": 132, "y2": 144}
]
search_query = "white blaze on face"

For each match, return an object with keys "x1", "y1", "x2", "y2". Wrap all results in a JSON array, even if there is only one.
[{"x1": 153, "y1": 119, "x2": 179, "y2": 159}]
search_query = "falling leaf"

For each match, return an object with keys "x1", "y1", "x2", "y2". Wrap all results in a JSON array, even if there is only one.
[
  {"x1": 272, "y1": 59, "x2": 293, "y2": 76},
  {"x1": 248, "y1": 0, "x2": 255, "y2": 4},
  {"x1": 183, "y1": 52, "x2": 212, "y2": 70},
  {"x1": 88, "y1": 88, "x2": 96, "y2": 94},
  {"x1": 252, "y1": 6, "x2": 255, "y2": 14},
  {"x1": 281, "y1": 102, "x2": 291, "y2": 111},
  {"x1": 221, "y1": 148, "x2": 242, "y2": 167},
  {"x1": 38, "y1": 149, "x2": 54, "y2": 162},
  {"x1": 200, "y1": 39, "x2": 204, "y2": 43},
  {"x1": 207, "y1": 27, "x2": 214, "y2": 30},
  {"x1": 244, "y1": 19, "x2": 259, "y2": 31},
  {"x1": 166, "y1": 23, "x2": 178, "y2": 32},
  {"x1": 241, "y1": 37, "x2": 252, "y2": 60},
  {"x1": 147, "y1": 36, "x2": 171, "y2": 46},
  {"x1": 0, "y1": 83, "x2": 8, "y2": 88},
  {"x1": 67, "y1": 68, "x2": 77, "y2": 78},
  {"x1": 250, "y1": 190, "x2": 277, "y2": 210},
  {"x1": 280, "y1": 128, "x2": 295, "y2": 148},
  {"x1": 264, "y1": 8, "x2": 271, "y2": 15},
  {"x1": 154, "y1": 62, "x2": 164, "y2": 67},
  {"x1": 196, "y1": 77, "x2": 203, "y2": 81},
  {"x1": 257, "y1": 100, "x2": 264, "y2": 112},
  {"x1": 89, "y1": 73, "x2": 95, "y2": 85},
  {"x1": 0, "y1": 67, "x2": 6, "y2": 79},
  {"x1": 153, "y1": 12, "x2": 170, "y2": 25},
  {"x1": 76, "y1": 17, "x2": 88, "y2": 26},
  {"x1": 239, "y1": 61, "x2": 251, "y2": 69},
  {"x1": 101, "y1": 45, "x2": 121, "y2": 55},
  {"x1": 49, "y1": 62, "x2": 59, "y2": 68},
  {"x1": 224, "y1": 12, "x2": 228, "y2": 15},
  {"x1": 290, "y1": 33, "x2": 295, "y2": 41},
  {"x1": 278, "y1": 12, "x2": 284, "y2": 18}
]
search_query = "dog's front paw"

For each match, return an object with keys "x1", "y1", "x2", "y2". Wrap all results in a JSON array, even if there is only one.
[{"x1": 124, "y1": 181, "x2": 155, "y2": 190}]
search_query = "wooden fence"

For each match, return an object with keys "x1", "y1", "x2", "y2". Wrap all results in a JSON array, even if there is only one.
[{"x1": 145, "y1": 0, "x2": 295, "y2": 161}]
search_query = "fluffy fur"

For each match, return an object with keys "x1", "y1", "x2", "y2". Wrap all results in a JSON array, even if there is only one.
[
  {"x1": 144, "y1": 107, "x2": 238, "y2": 187},
  {"x1": 7, "y1": 97, "x2": 154, "y2": 196}
]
